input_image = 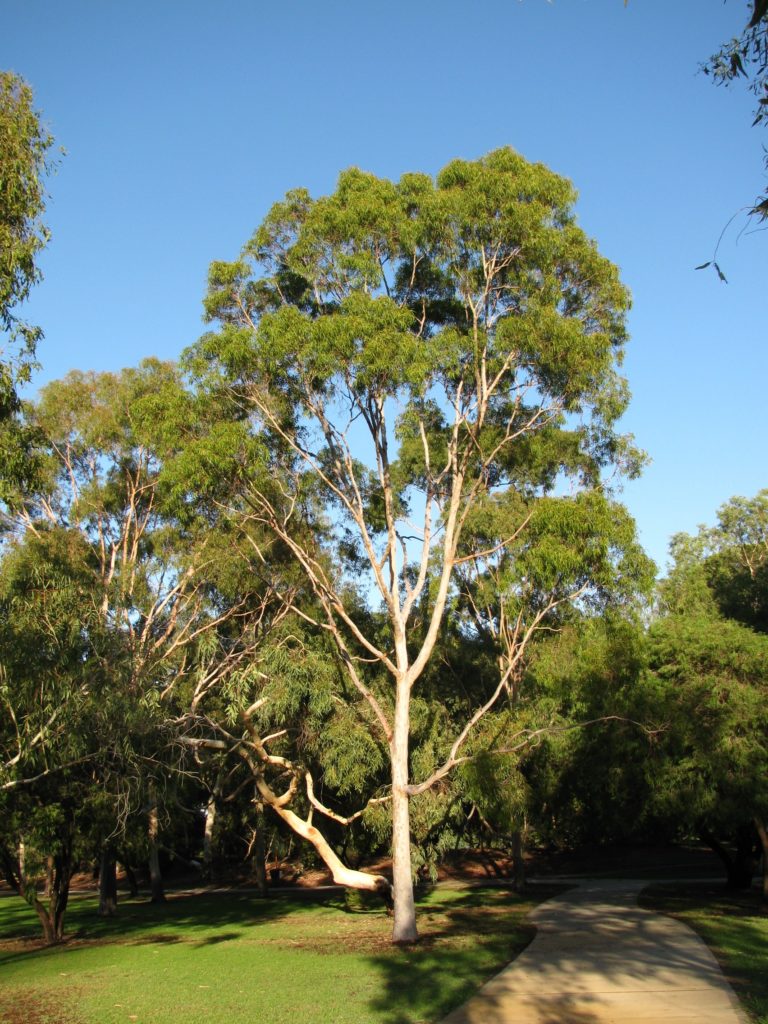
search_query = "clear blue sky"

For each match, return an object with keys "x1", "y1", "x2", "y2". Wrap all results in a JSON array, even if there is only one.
[{"x1": 3, "y1": 0, "x2": 765, "y2": 573}]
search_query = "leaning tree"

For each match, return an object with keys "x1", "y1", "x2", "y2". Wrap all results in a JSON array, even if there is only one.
[{"x1": 181, "y1": 148, "x2": 651, "y2": 942}]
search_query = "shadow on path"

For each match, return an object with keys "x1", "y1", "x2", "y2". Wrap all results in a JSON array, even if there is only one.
[
  {"x1": 433, "y1": 880, "x2": 749, "y2": 1024},
  {"x1": 362, "y1": 888, "x2": 548, "y2": 1024}
]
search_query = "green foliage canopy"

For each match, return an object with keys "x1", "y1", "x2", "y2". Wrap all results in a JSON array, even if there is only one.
[
  {"x1": 180, "y1": 148, "x2": 653, "y2": 940},
  {"x1": 0, "y1": 72, "x2": 56, "y2": 496}
]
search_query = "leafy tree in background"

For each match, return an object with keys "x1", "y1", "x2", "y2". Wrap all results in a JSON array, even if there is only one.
[
  {"x1": 522, "y1": 614, "x2": 662, "y2": 850},
  {"x1": 702, "y1": 490, "x2": 768, "y2": 632},
  {"x1": 0, "y1": 72, "x2": 56, "y2": 496},
  {"x1": 664, "y1": 490, "x2": 768, "y2": 633},
  {"x1": 0, "y1": 360, "x2": 271, "y2": 935},
  {"x1": 654, "y1": 492, "x2": 768, "y2": 895},
  {"x1": 0, "y1": 527, "x2": 114, "y2": 943},
  {"x1": 184, "y1": 147, "x2": 651, "y2": 942},
  {"x1": 518, "y1": 491, "x2": 768, "y2": 897},
  {"x1": 647, "y1": 612, "x2": 768, "y2": 892}
]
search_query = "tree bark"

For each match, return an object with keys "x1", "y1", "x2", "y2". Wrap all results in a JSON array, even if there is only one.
[
  {"x1": 700, "y1": 824, "x2": 757, "y2": 889},
  {"x1": 754, "y1": 817, "x2": 768, "y2": 903},
  {"x1": 391, "y1": 676, "x2": 417, "y2": 943},
  {"x1": 98, "y1": 848, "x2": 118, "y2": 916},
  {"x1": 148, "y1": 799, "x2": 165, "y2": 903},
  {"x1": 203, "y1": 788, "x2": 218, "y2": 882},
  {"x1": 253, "y1": 801, "x2": 268, "y2": 897},
  {"x1": 31, "y1": 846, "x2": 72, "y2": 943},
  {"x1": 511, "y1": 829, "x2": 526, "y2": 892},
  {"x1": 732, "y1": 823, "x2": 759, "y2": 889},
  {"x1": 117, "y1": 855, "x2": 140, "y2": 897},
  {"x1": 1, "y1": 833, "x2": 73, "y2": 944},
  {"x1": 181, "y1": 736, "x2": 390, "y2": 907},
  {"x1": 48, "y1": 845, "x2": 73, "y2": 941},
  {"x1": 44, "y1": 855, "x2": 54, "y2": 897},
  {"x1": 270, "y1": 801, "x2": 391, "y2": 901}
]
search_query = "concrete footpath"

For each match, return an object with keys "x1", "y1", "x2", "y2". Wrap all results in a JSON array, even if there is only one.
[{"x1": 441, "y1": 879, "x2": 748, "y2": 1024}]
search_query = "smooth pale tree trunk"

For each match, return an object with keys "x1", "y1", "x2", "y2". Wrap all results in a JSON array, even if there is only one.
[
  {"x1": 184, "y1": 736, "x2": 391, "y2": 907},
  {"x1": 148, "y1": 799, "x2": 165, "y2": 903},
  {"x1": 203, "y1": 768, "x2": 226, "y2": 881},
  {"x1": 203, "y1": 789, "x2": 218, "y2": 882},
  {"x1": 270, "y1": 800, "x2": 391, "y2": 899},
  {"x1": 391, "y1": 676, "x2": 417, "y2": 944},
  {"x1": 98, "y1": 849, "x2": 118, "y2": 916},
  {"x1": 254, "y1": 801, "x2": 268, "y2": 898}
]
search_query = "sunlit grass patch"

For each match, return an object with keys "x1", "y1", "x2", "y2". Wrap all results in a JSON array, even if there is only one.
[{"x1": 0, "y1": 885, "x2": 556, "y2": 1024}]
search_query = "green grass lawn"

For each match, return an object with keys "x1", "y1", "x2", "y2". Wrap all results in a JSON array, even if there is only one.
[
  {"x1": 640, "y1": 883, "x2": 768, "y2": 1024},
  {"x1": 0, "y1": 884, "x2": 554, "y2": 1024}
]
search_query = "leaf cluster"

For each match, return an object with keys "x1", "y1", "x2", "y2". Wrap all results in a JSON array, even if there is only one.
[{"x1": 702, "y1": 1, "x2": 768, "y2": 220}]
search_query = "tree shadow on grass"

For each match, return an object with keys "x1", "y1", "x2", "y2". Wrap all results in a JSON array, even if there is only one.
[
  {"x1": 362, "y1": 887, "x2": 547, "y2": 1024},
  {"x1": 0, "y1": 887, "x2": 343, "y2": 967},
  {"x1": 640, "y1": 882, "x2": 766, "y2": 920},
  {"x1": 127, "y1": 931, "x2": 183, "y2": 944},
  {"x1": 192, "y1": 930, "x2": 243, "y2": 946}
]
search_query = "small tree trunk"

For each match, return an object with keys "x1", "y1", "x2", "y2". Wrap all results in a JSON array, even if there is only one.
[
  {"x1": 33, "y1": 901, "x2": 57, "y2": 945},
  {"x1": 203, "y1": 774, "x2": 223, "y2": 882},
  {"x1": 44, "y1": 855, "x2": 54, "y2": 897},
  {"x1": 391, "y1": 678, "x2": 417, "y2": 944},
  {"x1": 700, "y1": 824, "x2": 757, "y2": 889},
  {"x1": 98, "y1": 849, "x2": 118, "y2": 916},
  {"x1": 254, "y1": 802, "x2": 268, "y2": 898},
  {"x1": 227, "y1": 743, "x2": 391, "y2": 908},
  {"x1": 1, "y1": 835, "x2": 72, "y2": 945},
  {"x1": 732, "y1": 823, "x2": 759, "y2": 889},
  {"x1": 203, "y1": 797, "x2": 216, "y2": 879},
  {"x1": 48, "y1": 846, "x2": 73, "y2": 941},
  {"x1": 511, "y1": 829, "x2": 526, "y2": 892},
  {"x1": 31, "y1": 841, "x2": 73, "y2": 944},
  {"x1": 118, "y1": 856, "x2": 140, "y2": 897},
  {"x1": 754, "y1": 817, "x2": 768, "y2": 903},
  {"x1": 148, "y1": 798, "x2": 165, "y2": 903}
]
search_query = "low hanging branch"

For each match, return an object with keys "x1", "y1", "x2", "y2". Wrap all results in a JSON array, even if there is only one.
[{"x1": 177, "y1": 725, "x2": 393, "y2": 904}]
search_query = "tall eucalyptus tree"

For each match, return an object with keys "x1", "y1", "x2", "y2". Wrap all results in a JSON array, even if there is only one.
[{"x1": 184, "y1": 148, "x2": 651, "y2": 942}]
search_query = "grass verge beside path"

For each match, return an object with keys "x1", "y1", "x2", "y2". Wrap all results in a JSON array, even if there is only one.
[
  {"x1": 640, "y1": 884, "x2": 768, "y2": 1024},
  {"x1": 0, "y1": 884, "x2": 559, "y2": 1024}
]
